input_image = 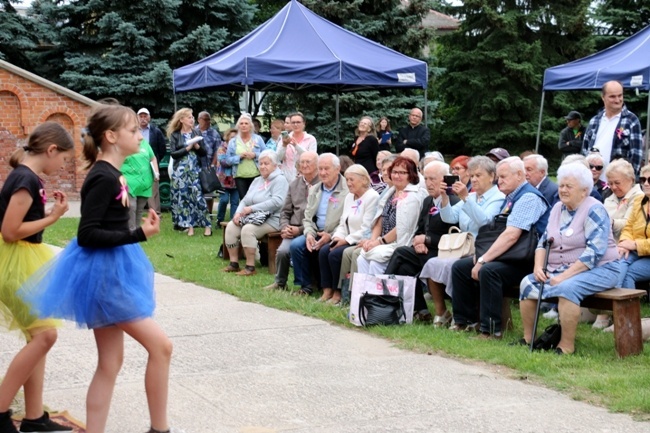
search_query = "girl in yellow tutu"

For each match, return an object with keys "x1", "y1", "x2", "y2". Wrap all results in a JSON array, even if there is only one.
[{"x1": 0, "y1": 122, "x2": 74, "y2": 433}]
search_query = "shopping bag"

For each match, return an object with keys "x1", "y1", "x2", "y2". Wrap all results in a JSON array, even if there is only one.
[{"x1": 349, "y1": 273, "x2": 416, "y2": 326}]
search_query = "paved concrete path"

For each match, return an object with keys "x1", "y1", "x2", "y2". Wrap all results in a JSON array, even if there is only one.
[{"x1": 1, "y1": 273, "x2": 648, "y2": 433}]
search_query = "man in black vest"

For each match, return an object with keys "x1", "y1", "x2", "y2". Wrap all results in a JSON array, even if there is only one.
[{"x1": 450, "y1": 157, "x2": 550, "y2": 339}]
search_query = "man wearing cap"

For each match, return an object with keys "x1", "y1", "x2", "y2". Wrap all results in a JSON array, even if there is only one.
[
  {"x1": 138, "y1": 108, "x2": 167, "y2": 214},
  {"x1": 485, "y1": 148, "x2": 510, "y2": 164},
  {"x1": 558, "y1": 111, "x2": 585, "y2": 159},
  {"x1": 395, "y1": 108, "x2": 430, "y2": 156},
  {"x1": 582, "y1": 80, "x2": 643, "y2": 176}
]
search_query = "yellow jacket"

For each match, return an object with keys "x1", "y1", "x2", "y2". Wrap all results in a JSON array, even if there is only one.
[{"x1": 619, "y1": 194, "x2": 650, "y2": 256}]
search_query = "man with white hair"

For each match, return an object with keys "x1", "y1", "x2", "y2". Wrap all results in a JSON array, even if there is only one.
[
  {"x1": 290, "y1": 153, "x2": 349, "y2": 296},
  {"x1": 450, "y1": 157, "x2": 550, "y2": 339},
  {"x1": 384, "y1": 161, "x2": 460, "y2": 322},
  {"x1": 523, "y1": 154, "x2": 558, "y2": 206}
]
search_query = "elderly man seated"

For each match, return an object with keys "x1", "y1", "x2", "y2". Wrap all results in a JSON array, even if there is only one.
[
  {"x1": 450, "y1": 157, "x2": 550, "y2": 338},
  {"x1": 519, "y1": 163, "x2": 620, "y2": 354},
  {"x1": 290, "y1": 153, "x2": 348, "y2": 296},
  {"x1": 263, "y1": 151, "x2": 319, "y2": 290},
  {"x1": 383, "y1": 160, "x2": 459, "y2": 322}
]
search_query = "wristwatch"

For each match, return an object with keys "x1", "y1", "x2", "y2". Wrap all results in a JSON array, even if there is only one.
[{"x1": 477, "y1": 256, "x2": 486, "y2": 265}]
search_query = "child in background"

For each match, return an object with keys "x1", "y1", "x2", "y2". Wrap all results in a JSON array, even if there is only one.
[
  {"x1": 0, "y1": 122, "x2": 74, "y2": 433},
  {"x1": 23, "y1": 104, "x2": 175, "y2": 433}
]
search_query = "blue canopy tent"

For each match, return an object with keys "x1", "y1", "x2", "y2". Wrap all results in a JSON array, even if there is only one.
[
  {"x1": 535, "y1": 25, "x2": 650, "y2": 153},
  {"x1": 172, "y1": 0, "x2": 428, "y2": 152}
]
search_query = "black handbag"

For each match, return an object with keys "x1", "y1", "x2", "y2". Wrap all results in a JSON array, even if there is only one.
[
  {"x1": 474, "y1": 214, "x2": 538, "y2": 262},
  {"x1": 199, "y1": 166, "x2": 222, "y2": 193},
  {"x1": 533, "y1": 324, "x2": 562, "y2": 351},
  {"x1": 359, "y1": 279, "x2": 405, "y2": 327}
]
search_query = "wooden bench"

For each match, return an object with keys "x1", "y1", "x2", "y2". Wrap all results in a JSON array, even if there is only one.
[
  {"x1": 503, "y1": 286, "x2": 646, "y2": 358},
  {"x1": 220, "y1": 222, "x2": 281, "y2": 275}
]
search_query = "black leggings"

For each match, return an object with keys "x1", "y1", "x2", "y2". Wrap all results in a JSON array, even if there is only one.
[{"x1": 235, "y1": 176, "x2": 257, "y2": 200}]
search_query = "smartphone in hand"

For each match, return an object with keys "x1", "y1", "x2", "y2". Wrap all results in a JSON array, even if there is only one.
[{"x1": 443, "y1": 175, "x2": 460, "y2": 195}]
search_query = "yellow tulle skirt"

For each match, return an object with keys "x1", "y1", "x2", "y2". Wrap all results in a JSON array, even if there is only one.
[{"x1": 0, "y1": 236, "x2": 60, "y2": 340}]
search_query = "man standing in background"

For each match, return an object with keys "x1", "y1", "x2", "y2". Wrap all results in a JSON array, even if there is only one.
[{"x1": 138, "y1": 107, "x2": 167, "y2": 215}]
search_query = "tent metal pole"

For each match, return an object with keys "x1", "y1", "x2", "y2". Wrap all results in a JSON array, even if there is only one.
[
  {"x1": 424, "y1": 91, "x2": 428, "y2": 127},
  {"x1": 645, "y1": 91, "x2": 650, "y2": 164},
  {"x1": 245, "y1": 85, "x2": 249, "y2": 113},
  {"x1": 336, "y1": 93, "x2": 340, "y2": 156},
  {"x1": 173, "y1": 93, "x2": 177, "y2": 113},
  {"x1": 535, "y1": 91, "x2": 546, "y2": 154}
]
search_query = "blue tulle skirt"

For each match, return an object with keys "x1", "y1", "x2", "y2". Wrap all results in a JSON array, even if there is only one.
[{"x1": 21, "y1": 238, "x2": 155, "y2": 329}]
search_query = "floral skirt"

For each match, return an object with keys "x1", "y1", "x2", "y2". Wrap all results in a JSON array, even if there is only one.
[
  {"x1": 0, "y1": 237, "x2": 60, "y2": 340},
  {"x1": 171, "y1": 155, "x2": 211, "y2": 228},
  {"x1": 21, "y1": 238, "x2": 155, "y2": 329}
]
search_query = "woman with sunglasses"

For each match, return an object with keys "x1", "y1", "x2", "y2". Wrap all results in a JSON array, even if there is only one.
[
  {"x1": 592, "y1": 159, "x2": 644, "y2": 329},
  {"x1": 616, "y1": 164, "x2": 650, "y2": 296},
  {"x1": 586, "y1": 152, "x2": 611, "y2": 201}
]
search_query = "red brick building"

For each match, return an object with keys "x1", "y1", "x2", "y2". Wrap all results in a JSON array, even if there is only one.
[{"x1": 0, "y1": 59, "x2": 98, "y2": 199}]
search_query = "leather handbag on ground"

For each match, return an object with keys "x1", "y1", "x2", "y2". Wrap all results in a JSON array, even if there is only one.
[
  {"x1": 358, "y1": 279, "x2": 405, "y2": 327},
  {"x1": 199, "y1": 166, "x2": 222, "y2": 193},
  {"x1": 240, "y1": 210, "x2": 271, "y2": 225},
  {"x1": 474, "y1": 214, "x2": 538, "y2": 262},
  {"x1": 437, "y1": 226, "x2": 475, "y2": 259},
  {"x1": 349, "y1": 273, "x2": 416, "y2": 326},
  {"x1": 533, "y1": 323, "x2": 561, "y2": 350}
]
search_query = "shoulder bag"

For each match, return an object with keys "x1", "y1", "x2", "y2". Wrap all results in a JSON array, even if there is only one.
[
  {"x1": 199, "y1": 166, "x2": 222, "y2": 194},
  {"x1": 437, "y1": 226, "x2": 475, "y2": 259},
  {"x1": 358, "y1": 279, "x2": 405, "y2": 327},
  {"x1": 474, "y1": 214, "x2": 538, "y2": 262}
]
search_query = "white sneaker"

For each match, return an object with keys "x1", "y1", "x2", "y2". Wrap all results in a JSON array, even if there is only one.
[{"x1": 543, "y1": 308, "x2": 558, "y2": 320}]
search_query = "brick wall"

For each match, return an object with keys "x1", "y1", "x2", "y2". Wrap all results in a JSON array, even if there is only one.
[{"x1": 0, "y1": 67, "x2": 95, "y2": 199}]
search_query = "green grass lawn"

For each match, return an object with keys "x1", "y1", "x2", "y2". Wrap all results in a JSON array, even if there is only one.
[{"x1": 46, "y1": 216, "x2": 650, "y2": 420}]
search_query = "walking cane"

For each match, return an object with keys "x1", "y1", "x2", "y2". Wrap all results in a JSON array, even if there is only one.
[{"x1": 530, "y1": 237, "x2": 554, "y2": 352}]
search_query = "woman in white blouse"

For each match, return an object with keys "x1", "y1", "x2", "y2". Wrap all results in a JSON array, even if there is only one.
[{"x1": 318, "y1": 165, "x2": 379, "y2": 304}]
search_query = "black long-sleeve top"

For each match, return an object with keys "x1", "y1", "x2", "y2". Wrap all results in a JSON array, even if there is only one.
[
  {"x1": 77, "y1": 161, "x2": 146, "y2": 248},
  {"x1": 395, "y1": 124, "x2": 430, "y2": 156}
]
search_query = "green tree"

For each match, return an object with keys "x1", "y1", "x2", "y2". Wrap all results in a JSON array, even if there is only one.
[
  {"x1": 29, "y1": 0, "x2": 257, "y2": 125},
  {"x1": 433, "y1": 0, "x2": 594, "y2": 160},
  {"x1": 0, "y1": 0, "x2": 41, "y2": 70},
  {"x1": 593, "y1": 0, "x2": 650, "y2": 49},
  {"x1": 258, "y1": 0, "x2": 438, "y2": 153}
]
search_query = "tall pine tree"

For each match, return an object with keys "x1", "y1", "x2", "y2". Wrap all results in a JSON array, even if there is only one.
[
  {"x1": 0, "y1": 0, "x2": 42, "y2": 70},
  {"x1": 29, "y1": 0, "x2": 257, "y2": 124},
  {"x1": 433, "y1": 0, "x2": 594, "y2": 160}
]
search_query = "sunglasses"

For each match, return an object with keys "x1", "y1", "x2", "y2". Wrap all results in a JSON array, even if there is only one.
[
  {"x1": 639, "y1": 177, "x2": 650, "y2": 184},
  {"x1": 589, "y1": 165, "x2": 603, "y2": 171}
]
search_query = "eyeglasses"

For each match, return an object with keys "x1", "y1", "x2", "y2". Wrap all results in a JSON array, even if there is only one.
[
  {"x1": 639, "y1": 177, "x2": 650, "y2": 184},
  {"x1": 589, "y1": 165, "x2": 604, "y2": 171},
  {"x1": 451, "y1": 166, "x2": 465, "y2": 172},
  {"x1": 291, "y1": 121, "x2": 303, "y2": 124},
  {"x1": 391, "y1": 170, "x2": 409, "y2": 176}
]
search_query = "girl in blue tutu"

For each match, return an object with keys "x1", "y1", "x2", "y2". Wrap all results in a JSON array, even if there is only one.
[
  {"x1": 23, "y1": 104, "x2": 173, "y2": 433},
  {"x1": 0, "y1": 122, "x2": 74, "y2": 433}
]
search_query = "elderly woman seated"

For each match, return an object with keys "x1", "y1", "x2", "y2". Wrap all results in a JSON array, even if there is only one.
[
  {"x1": 419, "y1": 156, "x2": 504, "y2": 326},
  {"x1": 223, "y1": 150, "x2": 289, "y2": 276},
  {"x1": 616, "y1": 164, "x2": 650, "y2": 290},
  {"x1": 518, "y1": 162, "x2": 620, "y2": 355},
  {"x1": 318, "y1": 164, "x2": 379, "y2": 304},
  {"x1": 357, "y1": 156, "x2": 421, "y2": 275}
]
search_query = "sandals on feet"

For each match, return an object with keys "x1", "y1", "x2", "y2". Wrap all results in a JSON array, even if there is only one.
[
  {"x1": 433, "y1": 310, "x2": 452, "y2": 328},
  {"x1": 223, "y1": 263, "x2": 240, "y2": 272},
  {"x1": 236, "y1": 266, "x2": 256, "y2": 276},
  {"x1": 293, "y1": 288, "x2": 312, "y2": 296}
]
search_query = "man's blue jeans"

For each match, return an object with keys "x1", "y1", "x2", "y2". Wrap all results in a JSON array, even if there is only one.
[{"x1": 289, "y1": 235, "x2": 315, "y2": 291}]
